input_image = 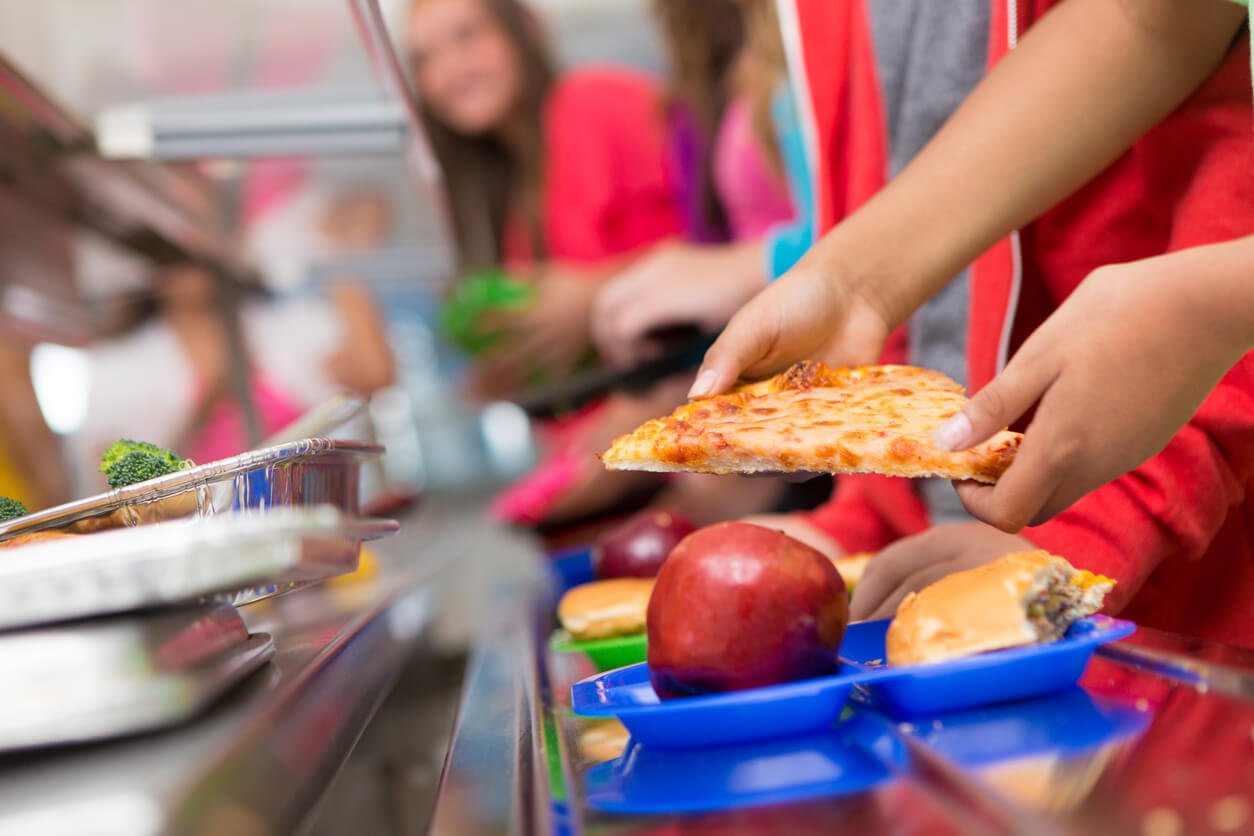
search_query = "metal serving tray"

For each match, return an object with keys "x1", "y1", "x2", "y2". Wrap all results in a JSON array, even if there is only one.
[
  {"x1": 0, "y1": 604, "x2": 273, "y2": 751},
  {"x1": 0, "y1": 437, "x2": 382, "y2": 541},
  {"x1": 0, "y1": 506, "x2": 397, "y2": 631}
]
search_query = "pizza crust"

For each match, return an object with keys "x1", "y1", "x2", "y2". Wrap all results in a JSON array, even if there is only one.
[{"x1": 600, "y1": 362, "x2": 1021, "y2": 483}]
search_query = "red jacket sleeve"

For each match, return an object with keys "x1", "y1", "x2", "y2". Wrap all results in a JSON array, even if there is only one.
[
  {"x1": 540, "y1": 67, "x2": 682, "y2": 263},
  {"x1": 1025, "y1": 38, "x2": 1254, "y2": 611},
  {"x1": 803, "y1": 473, "x2": 930, "y2": 554},
  {"x1": 1025, "y1": 358, "x2": 1254, "y2": 613}
]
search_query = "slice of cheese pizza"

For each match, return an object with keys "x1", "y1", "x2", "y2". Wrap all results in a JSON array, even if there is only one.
[{"x1": 600, "y1": 362, "x2": 1021, "y2": 483}]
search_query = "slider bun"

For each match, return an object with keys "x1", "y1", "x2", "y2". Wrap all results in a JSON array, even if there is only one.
[
  {"x1": 558, "y1": 578, "x2": 654, "y2": 641},
  {"x1": 887, "y1": 550, "x2": 1098, "y2": 666},
  {"x1": 577, "y1": 719, "x2": 631, "y2": 764},
  {"x1": 832, "y1": 553, "x2": 871, "y2": 591}
]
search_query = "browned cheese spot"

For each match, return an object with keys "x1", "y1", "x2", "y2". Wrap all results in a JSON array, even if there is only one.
[{"x1": 889, "y1": 437, "x2": 921, "y2": 460}]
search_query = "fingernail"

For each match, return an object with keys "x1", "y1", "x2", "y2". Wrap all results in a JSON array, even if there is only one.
[
  {"x1": 934, "y1": 413, "x2": 973, "y2": 451},
  {"x1": 688, "y1": 370, "x2": 718, "y2": 399}
]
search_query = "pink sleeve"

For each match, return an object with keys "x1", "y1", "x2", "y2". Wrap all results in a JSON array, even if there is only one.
[{"x1": 540, "y1": 69, "x2": 683, "y2": 263}]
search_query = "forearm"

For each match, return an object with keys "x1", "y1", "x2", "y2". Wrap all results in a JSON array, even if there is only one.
[
  {"x1": 1177, "y1": 235, "x2": 1254, "y2": 357},
  {"x1": 326, "y1": 282, "x2": 396, "y2": 393},
  {"x1": 822, "y1": 0, "x2": 1246, "y2": 326}
]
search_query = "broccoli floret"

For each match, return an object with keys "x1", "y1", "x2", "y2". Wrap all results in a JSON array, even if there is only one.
[
  {"x1": 105, "y1": 450, "x2": 187, "y2": 489},
  {"x1": 100, "y1": 439, "x2": 190, "y2": 488},
  {"x1": 0, "y1": 497, "x2": 27, "y2": 521},
  {"x1": 100, "y1": 439, "x2": 188, "y2": 474}
]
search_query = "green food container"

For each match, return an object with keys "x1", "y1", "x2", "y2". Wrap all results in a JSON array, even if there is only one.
[
  {"x1": 549, "y1": 629, "x2": 647, "y2": 672},
  {"x1": 439, "y1": 269, "x2": 535, "y2": 355}
]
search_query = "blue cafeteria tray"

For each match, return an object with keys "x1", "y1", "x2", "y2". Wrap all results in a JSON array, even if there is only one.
[
  {"x1": 842, "y1": 616, "x2": 1136, "y2": 719},
  {"x1": 583, "y1": 729, "x2": 892, "y2": 814},
  {"x1": 906, "y1": 686, "x2": 1150, "y2": 767},
  {"x1": 547, "y1": 546, "x2": 595, "y2": 594},
  {"x1": 571, "y1": 661, "x2": 892, "y2": 748}
]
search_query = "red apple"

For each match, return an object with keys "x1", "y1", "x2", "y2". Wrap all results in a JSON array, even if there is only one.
[
  {"x1": 647, "y1": 522, "x2": 848, "y2": 699},
  {"x1": 592, "y1": 509, "x2": 697, "y2": 579}
]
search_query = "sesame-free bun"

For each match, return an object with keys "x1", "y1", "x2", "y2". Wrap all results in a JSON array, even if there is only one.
[
  {"x1": 832, "y1": 553, "x2": 871, "y2": 592},
  {"x1": 886, "y1": 550, "x2": 1111, "y2": 666},
  {"x1": 558, "y1": 578, "x2": 654, "y2": 641}
]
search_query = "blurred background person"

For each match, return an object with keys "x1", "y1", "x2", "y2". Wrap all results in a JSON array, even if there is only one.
[
  {"x1": 577, "y1": 0, "x2": 830, "y2": 526},
  {"x1": 592, "y1": 0, "x2": 813, "y2": 371},
  {"x1": 0, "y1": 339, "x2": 71, "y2": 509},
  {"x1": 406, "y1": 0, "x2": 688, "y2": 528},
  {"x1": 73, "y1": 258, "x2": 394, "y2": 474},
  {"x1": 407, "y1": 0, "x2": 681, "y2": 390}
]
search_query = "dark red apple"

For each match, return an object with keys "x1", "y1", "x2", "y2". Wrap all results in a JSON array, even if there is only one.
[
  {"x1": 592, "y1": 509, "x2": 697, "y2": 579},
  {"x1": 647, "y1": 522, "x2": 848, "y2": 699}
]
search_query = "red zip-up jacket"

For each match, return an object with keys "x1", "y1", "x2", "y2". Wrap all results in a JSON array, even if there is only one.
[{"x1": 791, "y1": 0, "x2": 1254, "y2": 648}]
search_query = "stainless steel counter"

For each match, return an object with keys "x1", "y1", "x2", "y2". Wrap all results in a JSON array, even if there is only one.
[
  {"x1": 0, "y1": 497, "x2": 535, "y2": 836},
  {"x1": 431, "y1": 545, "x2": 1254, "y2": 836}
]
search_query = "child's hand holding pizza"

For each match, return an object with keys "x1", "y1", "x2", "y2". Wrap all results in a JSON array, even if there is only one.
[
  {"x1": 940, "y1": 238, "x2": 1254, "y2": 532},
  {"x1": 689, "y1": 244, "x2": 895, "y2": 399}
]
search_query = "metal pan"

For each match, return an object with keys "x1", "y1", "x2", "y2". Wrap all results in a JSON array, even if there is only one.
[
  {"x1": 0, "y1": 506, "x2": 397, "y2": 631},
  {"x1": 514, "y1": 327, "x2": 714, "y2": 418},
  {"x1": 0, "y1": 604, "x2": 274, "y2": 751},
  {"x1": 0, "y1": 437, "x2": 383, "y2": 541}
]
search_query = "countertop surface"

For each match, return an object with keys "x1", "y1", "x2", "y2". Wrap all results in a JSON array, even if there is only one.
[{"x1": 0, "y1": 496, "x2": 534, "y2": 836}]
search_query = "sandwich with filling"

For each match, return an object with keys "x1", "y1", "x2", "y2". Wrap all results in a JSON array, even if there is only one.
[{"x1": 887, "y1": 550, "x2": 1114, "y2": 666}]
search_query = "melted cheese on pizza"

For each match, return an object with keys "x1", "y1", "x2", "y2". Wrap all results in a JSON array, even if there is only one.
[{"x1": 601, "y1": 362, "x2": 1020, "y2": 483}]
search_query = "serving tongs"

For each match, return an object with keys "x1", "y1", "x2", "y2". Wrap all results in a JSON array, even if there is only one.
[{"x1": 514, "y1": 325, "x2": 715, "y2": 418}]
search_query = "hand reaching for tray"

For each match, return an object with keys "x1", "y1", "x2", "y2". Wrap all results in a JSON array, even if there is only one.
[
  {"x1": 592, "y1": 241, "x2": 768, "y2": 370},
  {"x1": 849, "y1": 522, "x2": 1032, "y2": 621}
]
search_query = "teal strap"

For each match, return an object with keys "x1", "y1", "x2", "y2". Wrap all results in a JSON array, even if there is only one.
[{"x1": 763, "y1": 85, "x2": 816, "y2": 281}]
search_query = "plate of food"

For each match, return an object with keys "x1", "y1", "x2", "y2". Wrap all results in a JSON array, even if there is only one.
[
  {"x1": 841, "y1": 551, "x2": 1135, "y2": 718},
  {"x1": 571, "y1": 522, "x2": 881, "y2": 747}
]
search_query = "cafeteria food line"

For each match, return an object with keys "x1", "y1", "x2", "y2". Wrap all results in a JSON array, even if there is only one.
[
  {"x1": 432, "y1": 539, "x2": 1254, "y2": 835},
  {"x1": 0, "y1": 494, "x2": 536, "y2": 836}
]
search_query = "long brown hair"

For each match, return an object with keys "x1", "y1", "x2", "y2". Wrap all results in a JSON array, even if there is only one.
[
  {"x1": 650, "y1": 0, "x2": 744, "y2": 233},
  {"x1": 737, "y1": 0, "x2": 787, "y2": 172},
  {"x1": 409, "y1": 0, "x2": 557, "y2": 272},
  {"x1": 651, "y1": 0, "x2": 787, "y2": 231}
]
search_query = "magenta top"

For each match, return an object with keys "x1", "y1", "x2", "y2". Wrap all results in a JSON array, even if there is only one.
[{"x1": 712, "y1": 97, "x2": 795, "y2": 240}]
